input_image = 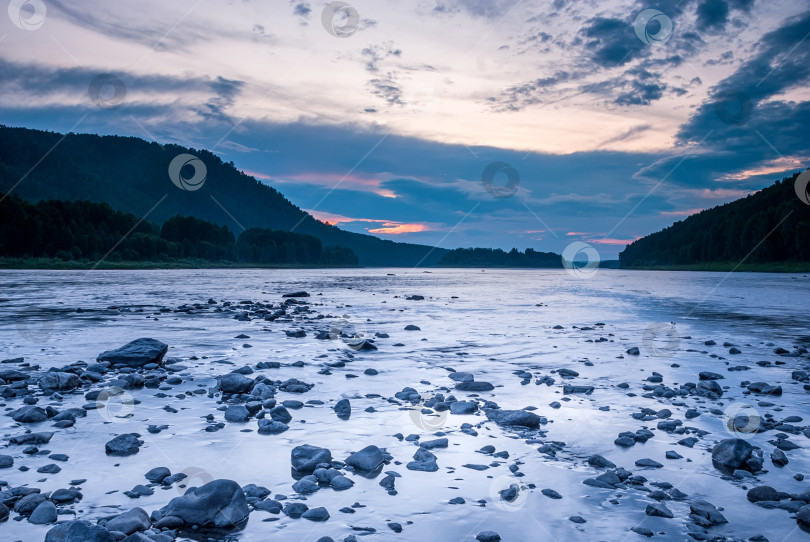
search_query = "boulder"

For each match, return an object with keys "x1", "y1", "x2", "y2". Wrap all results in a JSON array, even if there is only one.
[
  {"x1": 291, "y1": 445, "x2": 332, "y2": 474},
  {"x1": 39, "y1": 372, "x2": 80, "y2": 392},
  {"x1": 45, "y1": 520, "x2": 116, "y2": 542},
  {"x1": 456, "y1": 381, "x2": 495, "y2": 392},
  {"x1": 333, "y1": 399, "x2": 351, "y2": 420},
  {"x1": 105, "y1": 507, "x2": 150, "y2": 535},
  {"x1": 345, "y1": 445, "x2": 384, "y2": 471},
  {"x1": 218, "y1": 374, "x2": 254, "y2": 394},
  {"x1": 747, "y1": 486, "x2": 779, "y2": 503},
  {"x1": 10, "y1": 405, "x2": 48, "y2": 423},
  {"x1": 797, "y1": 505, "x2": 810, "y2": 530},
  {"x1": 159, "y1": 479, "x2": 249, "y2": 529},
  {"x1": 10, "y1": 432, "x2": 53, "y2": 445},
  {"x1": 711, "y1": 438, "x2": 756, "y2": 472},
  {"x1": 97, "y1": 338, "x2": 168, "y2": 368},
  {"x1": 105, "y1": 434, "x2": 143, "y2": 456},
  {"x1": 485, "y1": 409, "x2": 543, "y2": 429}
]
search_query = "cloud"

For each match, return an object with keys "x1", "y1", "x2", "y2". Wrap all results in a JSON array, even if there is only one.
[
  {"x1": 432, "y1": 0, "x2": 523, "y2": 19},
  {"x1": 291, "y1": 1, "x2": 312, "y2": 22}
]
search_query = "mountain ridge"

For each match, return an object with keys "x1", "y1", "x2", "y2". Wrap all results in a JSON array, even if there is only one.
[{"x1": 0, "y1": 125, "x2": 446, "y2": 267}]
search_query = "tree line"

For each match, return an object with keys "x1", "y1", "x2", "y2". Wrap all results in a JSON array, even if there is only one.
[
  {"x1": 438, "y1": 247, "x2": 562, "y2": 267},
  {"x1": 0, "y1": 195, "x2": 358, "y2": 266},
  {"x1": 620, "y1": 174, "x2": 810, "y2": 267}
]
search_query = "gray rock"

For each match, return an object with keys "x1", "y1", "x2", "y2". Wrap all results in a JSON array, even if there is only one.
[
  {"x1": 712, "y1": 438, "x2": 755, "y2": 472},
  {"x1": 486, "y1": 409, "x2": 543, "y2": 428},
  {"x1": 97, "y1": 338, "x2": 168, "y2": 368},
  {"x1": 257, "y1": 419, "x2": 288, "y2": 434},
  {"x1": 330, "y1": 475, "x2": 354, "y2": 490},
  {"x1": 747, "y1": 486, "x2": 779, "y2": 502},
  {"x1": 218, "y1": 373, "x2": 254, "y2": 394},
  {"x1": 105, "y1": 507, "x2": 150, "y2": 535},
  {"x1": 645, "y1": 502, "x2": 673, "y2": 518},
  {"x1": 345, "y1": 445, "x2": 384, "y2": 471},
  {"x1": 159, "y1": 479, "x2": 249, "y2": 529},
  {"x1": 334, "y1": 399, "x2": 351, "y2": 420},
  {"x1": 302, "y1": 506, "x2": 329, "y2": 521},
  {"x1": 476, "y1": 531, "x2": 501, "y2": 542},
  {"x1": 797, "y1": 505, "x2": 810, "y2": 529},
  {"x1": 39, "y1": 372, "x2": 80, "y2": 392},
  {"x1": 0, "y1": 454, "x2": 13, "y2": 468},
  {"x1": 587, "y1": 454, "x2": 616, "y2": 469},
  {"x1": 29, "y1": 501, "x2": 57, "y2": 524},
  {"x1": 105, "y1": 434, "x2": 143, "y2": 456},
  {"x1": 292, "y1": 445, "x2": 332, "y2": 474},
  {"x1": 456, "y1": 381, "x2": 495, "y2": 392},
  {"x1": 45, "y1": 520, "x2": 116, "y2": 542},
  {"x1": 406, "y1": 447, "x2": 438, "y2": 472},
  {"x1": 772, "y1": 448, "x2": 789, "y2": 466},
  {"x1": 449, "y1": 401, "x2": 478, "y2": 414},
  {"x1": 10, "y1": 432, "x2": 54, "y2": 445},
  {"x1": 15, "y1": 493, "x2": 46, "y2": 515},
  {"x1": 11, "y1": 405, "x2": 48, "y2": 423},
  {"x1": 224, "y1": 405, "x2": 250, "y2": 422},
  {"x1": 689, "y1": 500, "x2": 727, "y2": 526},
  {"x1": 145, "y1": 467, "x2": 171, "y2": 483}
]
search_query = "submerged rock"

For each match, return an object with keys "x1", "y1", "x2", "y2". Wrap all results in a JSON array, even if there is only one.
[
  {"x1": 39, "y1": 372, "x2": 80, "y2": 392},
  {"x1": 45, "y1": 520, "x2": 115, "y2": 542},
  {"x1": 291, "y1": 445, "x2": 332, "y2": 474},
  {"x1": 345, "y1": 445, "x2": 384, "y2": 471},
  {"x1": 712, "y1": 438, "x2": 760, "y2": 472},
  {"x1": 97, "y1": 338, "x2": 168, "y2": 368},
  {"x1": 485, "y1": 409, "x2": 543, "y2": 429},
  {"x1": 105, "y1": 434, "x2": 143, "y2": 456},
  {"x1": 159, "y1": 479, "x2": 249, "y2": 529},
  {"x1": 334, "y1": 398, "x2": 351, "y2": 420}
]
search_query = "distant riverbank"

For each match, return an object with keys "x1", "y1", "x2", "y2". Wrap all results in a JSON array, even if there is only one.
[
  {"x1": 623, "y1": 262, "x2": 810, "y2": 273},
  {"x1": 0, "y1": 258, "x2": 362, "y2": 270}
]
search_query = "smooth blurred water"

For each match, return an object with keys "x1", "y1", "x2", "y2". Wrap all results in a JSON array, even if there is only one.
[{"x1": 1, "y1": 269, "x2": 809, "y2": 542}]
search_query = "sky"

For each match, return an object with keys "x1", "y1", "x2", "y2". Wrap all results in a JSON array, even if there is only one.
[{"x1": 1, "y1": 0, "x2": 809, "y2": 258}]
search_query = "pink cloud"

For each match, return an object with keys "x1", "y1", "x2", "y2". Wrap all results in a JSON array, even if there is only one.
[
  {"x1": 660, "y1": 208, "x2": 704, "y2": 217},
  {"x1": 587, "y1": 237, "x2": 641, "y2": 246}
]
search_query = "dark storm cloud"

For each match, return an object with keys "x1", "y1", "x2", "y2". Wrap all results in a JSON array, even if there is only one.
[
  {"x1": 696, "y1": 0, "x2": 730, "y2": 31},
  {"x1": 581, "y1": 17, "x2": 647, "y2": 68},
  {"x1": 636, "y1": 8, "x2": 810, "y2": 186}
]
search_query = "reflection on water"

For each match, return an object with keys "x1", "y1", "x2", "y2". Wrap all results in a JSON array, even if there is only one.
[{"x1": 0, "y1": 269, "x2": 809, "y2": 541}]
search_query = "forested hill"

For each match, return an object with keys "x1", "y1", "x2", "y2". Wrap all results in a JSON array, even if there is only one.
[
  {"x1": 0, "y1": 125, "x2": 445, "y2": 266},
  {"x1": 620, "y1": 173, "x2": 810, "y2": 268}
]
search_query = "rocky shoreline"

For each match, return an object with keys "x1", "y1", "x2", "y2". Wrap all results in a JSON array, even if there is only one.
[{"x1": 2, "y1": 279, "x2": 810, "y2": 542}]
